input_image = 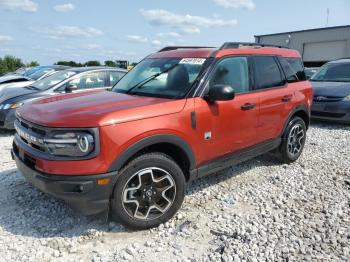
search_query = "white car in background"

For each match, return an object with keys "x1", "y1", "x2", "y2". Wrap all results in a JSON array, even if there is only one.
[{"x1": 0, "y1": 65, "x2": 70, "y2": 92}]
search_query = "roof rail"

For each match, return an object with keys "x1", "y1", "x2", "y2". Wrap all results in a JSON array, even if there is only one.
[
  {"x1": 158, "y1": 46, "x2": 215, "y2": 52},
  {"x1": 219, "y1": 42, "x2": 289, "y2": 50}
]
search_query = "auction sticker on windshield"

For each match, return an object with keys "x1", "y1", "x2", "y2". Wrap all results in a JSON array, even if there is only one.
[{"x1": 179, "y1": 58, "x2": 206, "y2": 65}]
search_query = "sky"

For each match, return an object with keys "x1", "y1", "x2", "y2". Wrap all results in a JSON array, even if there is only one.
[{"x1": 0, "y1": 0, "x2": 349, "y2": 65}]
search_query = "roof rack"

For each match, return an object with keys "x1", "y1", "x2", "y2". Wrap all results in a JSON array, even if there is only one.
[
  {"x1": 219, "y1": 42, "x2": 289, "y2": 50},
  {"x1": 158, "y1": 46, "x2": 215, "y2": 52}
]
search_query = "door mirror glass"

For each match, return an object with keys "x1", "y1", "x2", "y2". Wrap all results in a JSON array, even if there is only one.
[{"x1": 206, "y1": 84, "x2": 235, "y2": 101}]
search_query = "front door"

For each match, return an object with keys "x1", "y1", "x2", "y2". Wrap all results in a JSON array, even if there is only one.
[{"x1": 194, "y1": 56, "x2": 258, "y2": 165}]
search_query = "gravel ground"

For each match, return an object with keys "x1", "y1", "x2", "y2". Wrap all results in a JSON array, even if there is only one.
[{"x1": 0, "y1": 122, "x2": 349, "y2": 261}]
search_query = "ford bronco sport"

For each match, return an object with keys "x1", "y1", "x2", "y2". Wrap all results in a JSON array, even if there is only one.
[{"x1": 12, "y1": 43, "x2": 313, "y2": 229}]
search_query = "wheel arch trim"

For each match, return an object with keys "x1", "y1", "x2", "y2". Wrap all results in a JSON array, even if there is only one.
[
  {"x1": 107, "y1": 134, "x2": 196, "y2": 172},
  {"x1": 281, "y1": 104, "x2": 310, "y2": 137}
]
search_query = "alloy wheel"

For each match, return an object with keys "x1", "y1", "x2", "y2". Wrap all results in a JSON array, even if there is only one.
[
  {"x1": 287, "y1": 123, "x2": 305, "y2": 156},
  {"x1": 122, "y1": 167, "x2": 176, "y2": 220}
]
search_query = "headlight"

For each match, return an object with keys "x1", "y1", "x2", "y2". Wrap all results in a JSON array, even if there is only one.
[
  {"x1": 2, "y1": 103, "x2": 23, "y2": 110},
  {"x1": 343, "y1": 95, "x2": 350, "y2": 101},
  {"x1": 44, "y1": 131, "x2": 95, "y2": 157}
]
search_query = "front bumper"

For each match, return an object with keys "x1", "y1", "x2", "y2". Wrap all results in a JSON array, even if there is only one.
[
  {"x1": 12, "y1": 147, "x2": 118, "y2": 215},
  {"x1": 0, "y1": 109, "x2": 16, "y2": 129},
  {"x1": 311, "y1": 100, "x2": 350, "y2": 124}
]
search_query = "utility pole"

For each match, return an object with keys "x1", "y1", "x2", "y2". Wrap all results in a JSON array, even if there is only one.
[{"x1": 326, "y1": 8, "x2": 329, "y2": 27}]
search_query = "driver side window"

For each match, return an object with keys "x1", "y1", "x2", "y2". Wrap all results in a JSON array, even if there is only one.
[{"x1": 209, "y1": 57, "x2": 249, "y2": 94}]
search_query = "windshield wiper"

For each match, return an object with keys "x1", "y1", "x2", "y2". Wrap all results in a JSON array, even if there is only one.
[{"x1": 126, "y1": 63, "x2": 179, "y2": 95}]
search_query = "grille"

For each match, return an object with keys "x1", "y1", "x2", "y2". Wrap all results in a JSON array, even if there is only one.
[
  {"x1": 16, "y1": 117, "x2": 47, "y2": 152},
  {"x1": 311, "y1": 111, "x2": 346, "y2": 118},
  {"x1": 313, "y1": 96, "x2": 343, "y2": 103}
]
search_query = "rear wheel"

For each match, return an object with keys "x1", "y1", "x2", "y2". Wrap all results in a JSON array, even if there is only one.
[
  {"x1": 277, "y1": 116, "x2": 306, "y2": 163},
  {"x1": 110, "y1": 153, "x2": 185, "y2": 230}
]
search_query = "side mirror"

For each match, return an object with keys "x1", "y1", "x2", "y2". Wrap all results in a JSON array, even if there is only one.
[
  {"x1": 205, "y1": 84, "x2": 235, "y2": 102},
  {"x1": 65, "y1": 83, "x2": 78, "y2": 93}
]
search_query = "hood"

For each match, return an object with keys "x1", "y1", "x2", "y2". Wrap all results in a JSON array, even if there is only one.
[
  {"x1": 0, "y1": 85, "x2": 37, "y2": 103},
  {"x1": 310, "y1": 81, "x2": 350, "y2": 98},
  {"x1": 0, "y1": 74, "x2": 31, "y2": 84},
  {"x1": 0, "y1": 80, "x2": 34, "y2": 92},
  {"x1": 18, "y1": 90, "x2": 187, "y2": 128}
]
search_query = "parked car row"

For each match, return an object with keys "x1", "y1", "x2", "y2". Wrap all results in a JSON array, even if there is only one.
[{"x1": 0, "y1": 66, "x2": 127, "y2": 129}]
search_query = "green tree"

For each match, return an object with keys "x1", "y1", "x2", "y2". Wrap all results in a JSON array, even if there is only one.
[
  {"x1": 84, "y1": 60, "x2": 101, "y2": 67},
  {"x1": 27, "y1": 61, "x2": 40, "y2": 67},
  {"x1": 104, "y1": 60, "x2": 117, "y2": 67},
  {"x1": 56, "y1": 61, "x2": 83, "y2": 67},
  {"x1": 0, "y1": 55, "x2": 25, "y2": 75}
]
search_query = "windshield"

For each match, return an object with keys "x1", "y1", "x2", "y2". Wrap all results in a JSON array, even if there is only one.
[
  {"x1": 32, "y1": 70, "x2": 76, "y2": 90},
  {"x1": 112, "y1": 58, "x2": 207, "y2": 99},
  {"x1": 28, "y1": 69, "x2": 53, "y2": 80},
  {"x1": 311, "y1": 63, "x2": 350, "y2": 82}
]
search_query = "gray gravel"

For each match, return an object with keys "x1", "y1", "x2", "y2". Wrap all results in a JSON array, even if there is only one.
[{"x1": 0, "y1": 122, "x2": 349, "y2": 261}]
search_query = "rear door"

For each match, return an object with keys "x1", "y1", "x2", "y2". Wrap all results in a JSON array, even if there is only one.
[{"x1": 252, "y1": 56, "x2": 294, "y2": 143}]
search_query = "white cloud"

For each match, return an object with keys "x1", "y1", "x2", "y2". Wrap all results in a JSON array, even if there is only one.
[
  {"x1": 83, "y1": 44, "x2": 101, "y2": 50},
  {"x1": 32, "y1": 25, "x2": 103, "y2": 39},
  {"x1": 126, "y1": 35, "x2": 148, "y2": 43},
  {"x1": 0, "y1": 48, "x2": 11, "y2": 52},
  {"x1": 156, "y1": 32, "x2": 181, "y2": 38},
  {"x1": 54, "y1": 3, "x2": 74, "y2": 12},
  {"x1": 140, "y1": 9, "x2": 237, "y2": 34},
  {"x1": 47, "y1": 35, "x2": 65, "y2": 40},
  {"x1": 0, "y1": 0, "x2": 38, "y2": 12},
  {"x1": 180, "y1": 27, "x2": 201, "y2": 34},
  {"x1": 47, "y1": 48, "x2": 62, "y2": 53},
  {"x1": 0, "y1": 35, "x2": 13, "y2": 42},
  {"x1": 213, "y1": 0, "x2": 255, "y2": 10},
  {"x1": 151, "y1": 40, "x2": 162, "y2": 46}
]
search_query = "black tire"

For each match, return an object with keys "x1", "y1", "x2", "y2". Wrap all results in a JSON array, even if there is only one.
[
  {"x1": 110, "y1": 153, "x2": 185, "y2": 230},
  {"x1": 277, "y1": 116, "x2": 307, "y2": 164}
]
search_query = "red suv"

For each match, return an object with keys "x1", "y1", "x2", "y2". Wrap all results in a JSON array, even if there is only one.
[{"x1": 12, "y1": 43, "x2": 313, "y2": 229}]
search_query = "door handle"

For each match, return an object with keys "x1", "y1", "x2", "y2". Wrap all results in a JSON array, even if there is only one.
[
  {"x1": 241, "y1": 103, "x2": 256, "y2": 111},
  {"x1": 282, "y1": 95, "x2": 292, "y2": 102}
]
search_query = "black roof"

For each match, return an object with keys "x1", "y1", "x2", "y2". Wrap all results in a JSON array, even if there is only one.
[
  {"x1": 255, "y1": 25, "x2": 350, "y2": 37},
  {"x1": 68, "y1": 66, "x2": 127, "y2": 73}
]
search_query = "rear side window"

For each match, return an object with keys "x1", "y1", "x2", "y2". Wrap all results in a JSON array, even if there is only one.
[
  {"x1": 279, "y1": 57, "x2": 306, "y2": 82},
  {"x1": 253, "y1": 56, "x2": 284, "y2": 90}
]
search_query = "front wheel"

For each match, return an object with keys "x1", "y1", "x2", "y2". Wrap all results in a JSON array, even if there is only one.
[
  {"x1": 277, "y1": 116, "x2": 307, "y2": 164},
  {"x1": 110, "y1": 153, "x2": 185, "y2": 230}
]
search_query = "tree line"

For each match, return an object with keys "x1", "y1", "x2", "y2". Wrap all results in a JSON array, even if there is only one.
[
  {"x1": 0, "y1": 55, "x2": 136, "y2": 76},
  {"x1": 0, "y1": 55, "x2": 39, "y2": 75},
  {"x1": 56, "y1": 60, "x2": 137, "y2": 68}
]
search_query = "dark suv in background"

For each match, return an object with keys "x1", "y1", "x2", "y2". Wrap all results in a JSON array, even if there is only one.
[{"x1": 310, "y1": 59, "x2": 350, "y2": 124}]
